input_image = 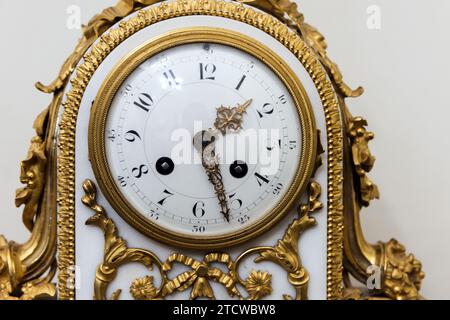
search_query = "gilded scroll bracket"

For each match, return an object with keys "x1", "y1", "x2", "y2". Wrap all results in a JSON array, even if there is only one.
[
  {"x1": 81, "y1": 179, "x2": 323, "y2": 300},
  {"x1": 343, "y1": 112, "x2": 425, "y2": 300},
  {"x1": 348, "y1": 116, "x2": 380, "y2": 207},
  {"x1": 0, "y1": 107, "x2": 57, "y2": 300}
]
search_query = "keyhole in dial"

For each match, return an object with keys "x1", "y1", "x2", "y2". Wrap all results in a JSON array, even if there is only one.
[
  {"x1": 156, "y1": 157, "x2": 175, "y2": 176},
  {"x1": 230, "y1": 161, "x2": 248, "y2": 179}
]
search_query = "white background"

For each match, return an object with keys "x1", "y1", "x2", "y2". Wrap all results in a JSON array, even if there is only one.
[{"x1": 0, "y1": 0, "x2": 449, "y2": 299}]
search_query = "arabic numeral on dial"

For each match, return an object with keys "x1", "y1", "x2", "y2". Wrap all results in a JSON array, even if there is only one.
[
  {"x1": 123, "y1": 84, "x2": 132, "y2": 96},
  {"x1": 289, "y1": 140, "x2": 297, "y2": 150},
  {"x1": 278, "y1": 94, "x2": 288, "y2": 105},
  {"x1": 199, "y1": 63, "x2": 216, "y2": 80},
  {"x1": 118, "y1": 176, "x2": 127, "y2": 187},
  {"x1": 124, "y1": 130, "x2": 141, "y2": 142},
  {"x1": 148, "y1": 210, "x2": 160, "y2": 221},
  {"x1": 202, "y1": 43, "x2": 214, "y2": 54},
  {"x1": 275, "y1": 139, "x2": 296, "y2": 150},
  {"x1": 134, "y1": 93, "x2": 153, "y2": 112},
  {"x1": 192, "y1": 201, "x2": 206, "y2": 218},
  {"x1": 273, "y1": 183, "x2": 284, "y2": 195},
  {"x1": 158, "y1": 189, "x2": 174, "y2": 206},
  {"x1": 192, "y1": 225, "x2": 206, "y2": 233},
  {"x1": 229, "y1": 193, "x2": 243, "y2": 210},
  {"x1": 107, "y1": 129, "x2": 116, "y2": 142},
  {"x1": 238, "y1": 214, "x2": 250, "y2": 225},
  {"x1": 163, "y1": 70, "x2": 180, "y2": 88},
  {"x1": 132, "y1": 165, "x2": 149, "y2": 179},
  {"x1": 257, "y1": 103, "x2": 274, "y2": 118}
]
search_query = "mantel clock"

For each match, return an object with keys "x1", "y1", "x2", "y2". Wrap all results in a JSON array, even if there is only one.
[{"x1": 0, "y1": 0, "x2": 424, "y2": 301}]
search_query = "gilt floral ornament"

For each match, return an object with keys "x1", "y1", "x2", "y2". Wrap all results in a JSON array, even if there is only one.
[
  {"x1": 382, "y1": 239, "x2": 425, "y2": 300},
  {"x1": 245, "y1": 270, "x2": 273, "y2": 300},
  {"x1": 130, "y1": 276, "x2": 158, "y2": 300},
  {"x1": 348, "y1": 117, "x2": 380, "y2": 207}
]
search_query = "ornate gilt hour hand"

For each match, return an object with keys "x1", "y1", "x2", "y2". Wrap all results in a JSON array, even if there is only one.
[
  {"x1": 194, "y1": 130, "x2": 230, "y2": 222},
  {"x1": 214, "y1": 99, "x2": 253, "y2": 134}
]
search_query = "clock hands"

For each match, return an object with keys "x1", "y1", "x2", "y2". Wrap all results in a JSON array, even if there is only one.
[
  {"x1": 214, "y1": 99, "x2": 253, "y2": 134},
  {"x1": 194, "y1": 129, "x2": 230, "y2": 222},
  {"x1": 193, "y1": 99, "x2": 253, "y2": 223}
]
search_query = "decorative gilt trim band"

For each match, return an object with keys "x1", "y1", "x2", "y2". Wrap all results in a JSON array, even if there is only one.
[{"x1": 57, "y1": 0, "x2": 345, "y2": 300}]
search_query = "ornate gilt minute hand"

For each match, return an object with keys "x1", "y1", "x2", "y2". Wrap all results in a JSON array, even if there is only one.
[
  {"x1": 194, "y1": 99, "x2": 253, "y2": 223},
  {"x1": 194, "y1": 130, "x2": 230, "y2": 222}
]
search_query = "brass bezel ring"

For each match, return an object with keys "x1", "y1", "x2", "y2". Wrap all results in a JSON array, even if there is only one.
[{"x1": 88, "y1": 27, "x2": 317, "y2": 250}]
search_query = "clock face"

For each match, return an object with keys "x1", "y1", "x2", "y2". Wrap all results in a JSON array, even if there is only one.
[{"x1": 90, "y1": 29, "x2": 316, "y2": 248}]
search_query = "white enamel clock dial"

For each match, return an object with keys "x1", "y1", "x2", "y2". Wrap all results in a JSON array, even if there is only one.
[{"x1": 104, "y1": 42, "x2": 301, "y2": 237}]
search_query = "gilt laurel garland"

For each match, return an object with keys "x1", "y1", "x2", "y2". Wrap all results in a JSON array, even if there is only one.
[{"x1": 57, "y1": 0, "x2": 345, "y2": 299}]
